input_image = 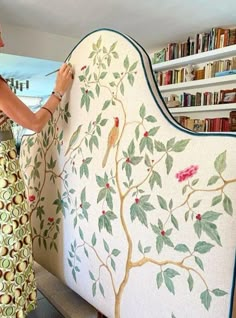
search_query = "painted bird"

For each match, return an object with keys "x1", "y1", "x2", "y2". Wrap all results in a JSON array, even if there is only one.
[{"x1": 102, "y1": 117, "x2": 119, "y2": 168}]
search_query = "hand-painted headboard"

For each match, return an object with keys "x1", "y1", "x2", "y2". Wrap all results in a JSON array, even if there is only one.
[{"x1": 20, "y1": 29, "x2": 236, "y2": 318}]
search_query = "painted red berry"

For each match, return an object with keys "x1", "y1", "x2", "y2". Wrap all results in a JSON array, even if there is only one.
[
  {"x1": 102, "y1": 210, "x2": 106, "y2": 215},
  {"x1": 28, "y1": 195, "x2": 36, "y2": 202},
  {"x1": 161, "y1": 230, "x2": 165, "y2": 236},
  {"x1": 85, "y1": 89, "x2": 88, "y2": 94},
  {"x1": 126, "y1": 158, "x2": 131, "y2": 163},
  {"x1": 106, "y1": 183, "x2": 110, "y2": 189},
  {"x1": 196, "y1": 214, "x2": 202, "y2": 221},
  {"x1": 48, "y1": 217, "x2": 54, "y2": 222},
  {"x1": 80, "y1": 204, "x2": 83, "y2": 208},
  {"x1": 144, "y1": 131, "x2": 149, "y2": 137},
  {"x1": 81, "y1": 65, "x2": 86, "y2": 71},
  {"x1": 135, "y1": 198, "x2": 139, "y2": 204}
]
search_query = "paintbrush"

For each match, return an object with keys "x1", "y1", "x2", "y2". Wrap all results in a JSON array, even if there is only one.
[
  {"x1": 45, "y1": 61, "x2": 72, "y2": 77},
  {"x1": 45, "y1": 69, "x2": 60, "y2": 77}
]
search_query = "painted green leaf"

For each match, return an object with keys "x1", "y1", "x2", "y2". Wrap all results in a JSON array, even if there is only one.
[
  {"x1": 131, "y1": 156, "x2": 143, "y2": 165},
  {"x1": 151, "y1": 224, "x2": 160, "y2": 235},
  {"x1": 157, "y1": 195, "x2": 168, "y2": 211},
  {"x1": 145, "y1": 136, "x2": 153, "y2": 152},
  {"x1": 192, "y1": 200, "x2": 201, "y2": 208},
  {"x1": 174, "y1": 244, "x2": 190, "y2": 253},
  {"x1": 149, "y1": 171, "x2": 162, "y2": 190},
  {"x1": 214, "y1": 151, "x2": 226, "y2": 174},
  {"x1": 138, "y1": 241, "x2": 143, "y2": 253},
  {"x1": 106, "y1": 191, "x2": 113, "y2": 210},
  {"x1": 91, "y1": 233, "x2": 96, "y2": 246},
  {"x1": 194, "y1": 221, "x2": 202, "y2": 238},
  {"x1": 128, "y1": 140, "x2": 135, "y2": 156},
  {"x1": 156, "y1": 236, "x2": 164, "y2": 254},
  {"x1": 202, "y1": 222, "x2": 222, "y2": 246},
  {"x1": 200, "y1": 289, "x2": 212, "y2": 310},
  {"x1": 102, "y1": 100, "x2": 111, "y2": 110},
  {"x1": 99, "y1": 283, "x2": 105, "y2": 297},
  {"x1": 120, "y1": 82, "x2": 124, "y2": 95},
  {"x1": 139, "y1": 137, "x2": 147, "y2": 153},
  {"x1": 171, "y1": 139, "x2": 190, "y2": 152},
  {"x1": 149, "y1": 127, "x2": 159, "y2": 136},
  {"x1": 111, "y1": 258, "x2": 116, "y2": 271},
  {"x1": 145, "y1": 115, "x2": 157, "y2": 122},
  {"x1": 156, "y1": 272, "x2": 163, "y2": 289},
  {"x1": 109, "y1": 41, "x2": 117, "y2": 52},
  {"x1": 79, "y1": 227, "x2": 84, "y2": 240},
  {"x1": 164, "y1": 268, "x2": 180, "y2": 278},
  {"x1": 129, "y1": 61, "x2": 138, "y2": 72},
  {"x1": 135, "y1": 125, "x2": 140, "y2": 140},
  {"x1": 212, "y1": 289, "x2": 227, "y2": 296},
  {"x1": 112, "y1": 249, "x2": 120, "y2": 257},
  {"x1": 171, "y1": 214, "x2": 179, "y2": 230},
  {"x1": 187, "y1": 273, "x2": 194, "y2": 292},
  {"x1": 154, "y1": 140, "x2": 166, "y2": 152},
  {"x1": 165, "y1": 154, "x2": 173, "y2": 174},
  {"x1": 202, "y1": 211, "x2": 222, "y2": 222},
  {"x1": 100, "y1": 72, "x2": 107, "y2": 79},
  {"x1": 113, "y1": 72, "x2": 120, "y2": 79},
  {"x1": 103, "y1": 239, "x2": 110, "y2": 253},
  {"x1": 194, "y1": 241, "x2": 214, "y2": 254},
  {"x1": 139, "y1": 104, "x2": 146, "y2": 119},
  {"x1": 72, "y1": 268, "x2": 77, "y2": 282},
  {"x1": 97, "y1": 188, "x2": 106, "y2": 203},
  {"x1": 112, "y1": 51, "x2": 119, "y2": 58},
  {"x1": 104, "y1": 216, "x2": 112, "y2": 234},
  {"x1": 163, "y1": 236, "x2": 174, "y2": 248},
  {"x1": 128, "y1": 73, "x2": 134, "y2": 86},
  {"x1": 123, "y1": 56, "x2": 129, "y2": 70},
  {"x1": 92, "y1": 282, "x2": 96, "y2": 297},
  {"x1": 166, "y1": 137, "x2": 175, "y2": 150},
  {"x1": 223, "y1": 194, "x2": 233, "y2": 215},
  {"x1": 207, "y1": 175, "x2": 220, "y2": 186},
  {"x1": 144, "y1": 246, "x2": 151, "y2": 253},
  {"x1": 211, "y1": 194, "x2": 222, "y2": 206},
  {"x1": 89, "y1": 271, "x2": 95, "y2": 281},
  {"x1": 163, "y1": 274, "x2": 175, "y2": 295}
]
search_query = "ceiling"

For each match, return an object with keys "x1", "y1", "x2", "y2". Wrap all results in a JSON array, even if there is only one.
[{"x1": 0, "y1": 0, "x2": 236, "y2": 99}]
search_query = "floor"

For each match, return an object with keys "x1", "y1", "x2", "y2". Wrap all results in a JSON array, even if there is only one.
[{"x1": 28, "y1": 289, "x2": 64, "y2": 318}]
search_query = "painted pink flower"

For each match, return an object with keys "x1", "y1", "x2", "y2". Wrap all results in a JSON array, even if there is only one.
[
  {"x1": 176, "y1": 165, "x2": 198, "y2": 182},
  {"x1": 28, "y1": 195, "x2": 36, "y2": 202}
]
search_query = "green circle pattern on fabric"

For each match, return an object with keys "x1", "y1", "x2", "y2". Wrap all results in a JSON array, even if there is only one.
[{"x1": 0, "y1": 126, "x2": 37, "y2": 318}]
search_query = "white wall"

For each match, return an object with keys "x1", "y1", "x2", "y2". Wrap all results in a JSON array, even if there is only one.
[{"x1": 1, "y1": 23, "x2": 79, "y2": 61}]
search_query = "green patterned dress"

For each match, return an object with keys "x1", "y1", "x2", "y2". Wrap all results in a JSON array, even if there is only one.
[{"x1": 0, "y1": 112, "x2": 37, "y2": 318}]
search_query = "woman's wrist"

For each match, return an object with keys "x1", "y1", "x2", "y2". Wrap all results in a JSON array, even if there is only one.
[{"x1": 52, "y1": 90, "x2": 63, "y2": 101}]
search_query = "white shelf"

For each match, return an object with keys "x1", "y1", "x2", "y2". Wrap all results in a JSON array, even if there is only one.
[
  {"x1": 169, "y1": 103, "x2": 236, "y2": 115},
  {"x1": 159, "y1": 74, "x2": 236, "y2": 92},
  {"x1": 152, "y1": 45, "x2": 236, "y2": 72}
]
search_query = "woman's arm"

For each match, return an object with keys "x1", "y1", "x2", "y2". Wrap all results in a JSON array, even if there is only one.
[{"x1": 0, "y1": 63, "x2": 73, "y2": 132}]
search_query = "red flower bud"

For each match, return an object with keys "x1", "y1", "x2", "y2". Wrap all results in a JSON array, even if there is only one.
[
  {"x1": 28, "y1": 195, "x2": 36, "y2": 202},
  {"x1": 106, "y1": 183, "x2": 110, "y2": 189},
  {"x1": 135, "y1": 198, "x2": 139, "y2": 204},
  {"x1": 144, "y1": 131, "x2": 149, "y2": 137},
  {"x1": 126, "y1": 158, "x2": 131, "y2": 163},
  {"x1": 48, "y1": 217, "x2": 54, "y2": 222},
  {"x1": 161, "y1": 230, "x2": 165, "y2": 236},
  {"x1": 102, "y1": 210, "x2": 106, "y2": 215}
]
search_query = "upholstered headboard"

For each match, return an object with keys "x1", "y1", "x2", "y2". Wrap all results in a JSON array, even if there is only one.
[{"x1": 20, "y1": 29, "x2": 236, "y2": 318}]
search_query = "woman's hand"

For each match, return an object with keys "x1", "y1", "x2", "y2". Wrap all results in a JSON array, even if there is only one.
[{"x1": 54, "y1": 63, "x2": 74, "y2": 95}]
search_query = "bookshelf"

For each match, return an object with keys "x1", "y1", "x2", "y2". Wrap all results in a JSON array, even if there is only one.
[{"x1": 152, "y1": 44, "x2": 236, "y2": 129}]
